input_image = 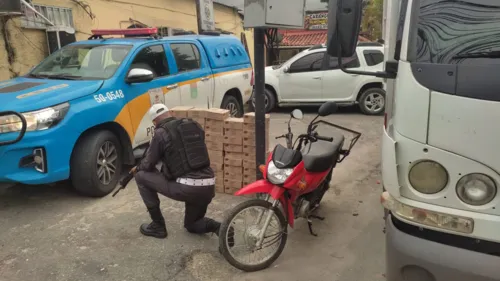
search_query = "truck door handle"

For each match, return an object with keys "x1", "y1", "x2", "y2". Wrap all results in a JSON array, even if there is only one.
[
  {"x1": 201, "y1": 76, "x2": 210, "y2": 82},
  {"x1": 167, "y1": 84, "x2": 178, "y2": 90},
  {"x1": 313, "y1": 77, "x2": 322, "y2": 80}
]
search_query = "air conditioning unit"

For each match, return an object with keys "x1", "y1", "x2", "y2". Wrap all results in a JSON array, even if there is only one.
[
  {"x1": 0, "y1": 0, "x2": 23, "y2": 16},
  {"x1": 46, "y1": 26, "x2": 76, "y2": 54}
]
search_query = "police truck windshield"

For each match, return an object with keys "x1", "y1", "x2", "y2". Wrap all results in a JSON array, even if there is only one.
[
  {"x1": 411, "y1": 0, "x2": 500, "y2": 65},
  {"x1": 29, "y1": 44, "x2": 133, "y2": 80}
]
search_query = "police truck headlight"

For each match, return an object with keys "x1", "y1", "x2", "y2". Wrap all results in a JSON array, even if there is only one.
[
  {"x1": 267, "y1": 161, "x2": 293, "y2": 185},
  {"x1": 408, "y1": 160, "x2": 448, "y2": 194},
  {"x1": 0, "y1": 103, "x2": 70, "y2": 133},
  {"x1": 456, "y1": 174, "x2": 497, "y2": 206}
]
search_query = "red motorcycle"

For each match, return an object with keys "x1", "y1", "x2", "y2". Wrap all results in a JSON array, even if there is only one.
[{"x1": 218, "y1": 102, "x2": 361, "y2": 272}]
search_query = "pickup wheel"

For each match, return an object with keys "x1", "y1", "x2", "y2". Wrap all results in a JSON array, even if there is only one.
[
  {"x1": 358, "y1": 88, "x2": 386, "y2": 115},
  {"x1": 221, "y1": 95, "x2": 244, "y2": 117},
  {"x1": 71, "y1": 130, "x2": 123, "y2": 197}
]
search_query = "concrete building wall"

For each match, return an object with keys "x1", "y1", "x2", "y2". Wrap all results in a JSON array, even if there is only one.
[{"x1": 0, "y1": 0, "x2": 254, "y2": 81}]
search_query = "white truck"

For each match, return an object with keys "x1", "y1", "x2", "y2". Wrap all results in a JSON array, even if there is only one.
[{"x1": 327, "y1": 0, "x2": 500, "y2": 280}]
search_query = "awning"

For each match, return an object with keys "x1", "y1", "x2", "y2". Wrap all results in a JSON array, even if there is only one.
[{"x1": 278, "y1": 29, "x2": 370, "y2": 48}]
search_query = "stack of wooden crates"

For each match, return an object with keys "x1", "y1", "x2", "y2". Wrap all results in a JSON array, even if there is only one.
[{"x1": 169, "y1": 106, "x2": 270, "y2": 195}]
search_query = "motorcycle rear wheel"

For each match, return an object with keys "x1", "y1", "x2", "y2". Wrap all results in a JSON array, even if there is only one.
[{"x1": 219, "y1": 199, "x2": 288, "y2": 272}]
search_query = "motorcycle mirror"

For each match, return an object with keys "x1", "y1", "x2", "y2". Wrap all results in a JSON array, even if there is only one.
[
  {"x1": 291, "y1": 109, "x2": 304, "y2": 120},
  {"x1": 318, "y1": 102, "x2": 338, "y2": 116}
]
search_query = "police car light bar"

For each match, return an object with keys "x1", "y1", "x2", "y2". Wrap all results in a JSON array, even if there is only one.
[{"x1": 91, "y1": 28, "x2": 158, "y2": 36}]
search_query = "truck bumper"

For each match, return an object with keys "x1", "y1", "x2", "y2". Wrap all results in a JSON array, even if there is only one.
[
  {"x1": 0, "y1": 128, "x2": 77, "y2": 185},
  {"x1": 386, "y1": 214, "x2": 500, "y2": 281}
]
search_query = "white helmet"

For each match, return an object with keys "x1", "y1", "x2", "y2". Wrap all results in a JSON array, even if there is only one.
[{"x1": 148, "y1": 104, "x2": 169, "y2": 122}]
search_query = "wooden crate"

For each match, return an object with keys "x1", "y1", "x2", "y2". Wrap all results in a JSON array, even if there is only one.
[
  {"x1": 224, "y1": 179, "x2": 243, "y2": 194},
  {"x1": 210, "y1": 162, "x2": 223, "y2": 173},
  {"x1": 188, "y1": 108, "x2": 208, "y2": 119},
  {"x1": 206, "y1": 108, "x2": 230, "y2": 121},
  {"x1": 207, "y1": 141, "x2": 223, "y2": 151},
  {"x1": 224, "y1": 153, "x2": 243, "y2": 166},
  {"x1": 170, "y1": 106, "x2": 194, "y2": 118},
  {"x1": 205, "y1": 119, "x2": 224, "y2": 134},
  {"x1": 224, "y1": 117, "x2": 244, "y2": 130},
  {"x1": 243, "y1": 112, "x2": 271, "y2": 123},
  {"x1": 224, "y1": 165, "x2": 243, "y2": 176},
  {"x1": 208, "y1": 150, "x2": 224, "y2": 164},
  {"x1": 224, "y1": 144, "x2": 243, "y2": 153},
  {"x1": 223, "y1": 135, "x2": 243, "y2": 145}
]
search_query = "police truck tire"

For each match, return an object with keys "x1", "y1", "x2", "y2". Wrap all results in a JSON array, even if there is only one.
[
  {"x1": 71, "y1": 130, "x2": 123, "y2": 197},
  {"x1": 221, "y1": 95, "x2": 244, "y2": 117}
]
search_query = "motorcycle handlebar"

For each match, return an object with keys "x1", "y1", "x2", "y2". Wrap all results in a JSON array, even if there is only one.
[{"x1": 316, "y1": 135, "x2": 333, "y2": 142}]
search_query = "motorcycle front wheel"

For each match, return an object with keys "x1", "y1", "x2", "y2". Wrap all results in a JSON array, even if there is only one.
[{"x1": 219, "y1": 199, "x2": 288, "y2": 272}]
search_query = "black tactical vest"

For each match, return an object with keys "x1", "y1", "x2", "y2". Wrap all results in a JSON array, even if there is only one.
[{"x1": 159, "y1": 118, "x2": 210, "y2": 179}]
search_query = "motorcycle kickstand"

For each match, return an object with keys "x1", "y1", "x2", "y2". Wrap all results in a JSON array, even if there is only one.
[
  {"x1": 307, "y1": 219, "x2": 318, "y2": 237},
  {"x1": 310, "y1": 214, "x2": 325, "y2": 221}
]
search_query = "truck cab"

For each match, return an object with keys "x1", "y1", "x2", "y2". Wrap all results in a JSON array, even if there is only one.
[{"x1": 0, "y1": 28, "x2": 253, "y2": 197}]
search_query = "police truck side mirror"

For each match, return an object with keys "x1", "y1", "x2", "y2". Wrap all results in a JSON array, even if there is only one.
[
  {"x1": 326, "y1": 0, "x2": 364, "y2": 58},
  {"x1": 126, "y1": 68, "x2": 154, "y2": 84}
]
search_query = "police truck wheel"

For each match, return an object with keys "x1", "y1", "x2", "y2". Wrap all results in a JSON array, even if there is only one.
[
  {"x1": 71, "y1": 130, "x2": 123, "y2": 197},
  {"x1": 221, "y1": 95, "x2": 244, "y2": 117},
  {"x1": 358, "y1": 88, "x2": 386, "y2": 115}
]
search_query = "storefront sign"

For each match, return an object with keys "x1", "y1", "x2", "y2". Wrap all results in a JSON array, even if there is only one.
[
  {"x1": 199, "y1": 0, "x2": 215, "y2": 31},
  {"x1": 305, "y1": 11, "x2": 328, "y2": 30}
]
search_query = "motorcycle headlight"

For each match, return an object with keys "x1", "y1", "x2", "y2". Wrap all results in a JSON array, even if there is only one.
[
  {"x1": 408, "y1": 160, "x2": 448, "y2": 194},
  {"x1": 0, "y1": 103, "x2": 70, "y2": 134},
  {"x1": 456, "y1": 173, "x2": 497, "y2": 206},
  {"x1": 267, "y1": 161, "x2": 294, "y2": 185}
]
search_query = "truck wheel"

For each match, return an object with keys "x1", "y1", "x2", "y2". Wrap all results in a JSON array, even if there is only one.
[
  {"x1": 221, "y1": 95, "x2": 244, "y2": 117},
  {"x1": 251, "y1": 88, "x2": 276, "y2": 113},
  {"x1": 71, "y1": 130, "x2": 123, "y2": 197},
  {"x1": 358, "y1": 88, "x2": 386, "y2": 115}
]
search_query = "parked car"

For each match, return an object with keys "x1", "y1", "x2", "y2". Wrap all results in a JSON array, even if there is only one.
[
  {"x1": 253, "y1": 42, "x2": 386, "y2": 115},
  {"x1": 0, "y1": 28, "x2": 253, "y2": 197}
]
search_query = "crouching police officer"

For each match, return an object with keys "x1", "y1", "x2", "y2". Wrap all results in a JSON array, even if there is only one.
[{"x1": 131, "y1": 104, "x2": 220, "y2": 239}]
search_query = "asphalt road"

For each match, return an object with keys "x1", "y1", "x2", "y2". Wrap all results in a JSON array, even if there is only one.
[{"x1": 0, "y1": 107, "x2": 386, "y2": 281}]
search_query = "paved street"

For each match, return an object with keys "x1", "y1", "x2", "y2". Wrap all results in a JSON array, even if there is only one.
[{"x1": 0, "y1": 108, "x2": 385, "y2": 281}]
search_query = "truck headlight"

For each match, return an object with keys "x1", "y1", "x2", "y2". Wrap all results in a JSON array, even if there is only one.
[
  {"x1": 0, "y1": 103, "x2": 69, "y2": 133},
  {"x1": 408, "y1": 160, "x2": 448, "y2": 194},
  {"x1": 456, "y1": 173, "x2": 496, "y2": 206},
  {"x1": 267, "y1": 161, "x2": 293, "y2": 185},
  {"x1": 381, "y1": 191, "x2": 474, "y2": 234}
]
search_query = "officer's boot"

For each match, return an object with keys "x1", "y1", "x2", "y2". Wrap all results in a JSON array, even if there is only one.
[
  {"x1": 140, "y1": 207, "x2": 168, "y2": 239},
  {"x1": 205, "y1": 218, "x2": 221, "y2": 236}
]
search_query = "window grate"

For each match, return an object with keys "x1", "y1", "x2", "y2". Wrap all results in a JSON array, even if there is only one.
[{"x1": 20, "y1": 4, "x2": 74, "y2": 29}]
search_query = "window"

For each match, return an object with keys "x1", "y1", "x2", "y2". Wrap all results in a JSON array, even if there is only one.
[
  {"x1": 131, "y1": 45, "x2": 169, "y2": 78},
  {"x1": 328, "y1": 54, "x2": 360, "y2": 69},
  {"x1": 363, "y1": 50, "x2": 384, "y2": 66},
  {"x1": 289, "y1": 52, "x2": 325, "y2": 73},
  {"x1": 30, "y1": 44, "x2": 132, "y2": 80},
  {"x1": 413, "y1": 0, "x2": 500, "y2": 64},
  {"x1": 21, "y1": 4, "x2": 74, "y2": 29},
  {"x1": 171, "y1": 43, "x2": 201, "y2": 72}
]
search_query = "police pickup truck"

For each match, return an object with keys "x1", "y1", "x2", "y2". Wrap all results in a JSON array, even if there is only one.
[{"x1": 0, "y1": 28, "x2": 253, "y2": 197}]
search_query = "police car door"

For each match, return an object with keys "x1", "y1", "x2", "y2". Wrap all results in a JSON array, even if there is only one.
[
  {"x1": 169, "y1": 41, "x2": 212, "y2": 108},
  {"x1": 123, "y1": 43, "x2": 181, "y2": 146}
]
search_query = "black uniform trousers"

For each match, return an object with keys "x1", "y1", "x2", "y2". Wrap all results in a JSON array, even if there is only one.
[{"x1": 135, "y1": 170, "x2": 216, "y2": 234}]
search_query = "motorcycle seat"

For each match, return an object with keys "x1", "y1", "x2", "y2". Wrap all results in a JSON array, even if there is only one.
[{"x1": 301, "y1": 134, "x2": 345, "y2": 173}]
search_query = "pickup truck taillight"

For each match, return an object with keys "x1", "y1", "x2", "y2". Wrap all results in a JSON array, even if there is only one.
[{"x1": 250, "y1": 69, "x2": 254, "y2": 86}]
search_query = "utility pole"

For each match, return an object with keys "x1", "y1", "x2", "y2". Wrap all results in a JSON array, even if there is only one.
[
  {"x1": 195, "y1": 0, "x2": 203, "y2": 34},
  {"x1": 254, "y1": 28, "x2": 266, "y2": 178}
]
